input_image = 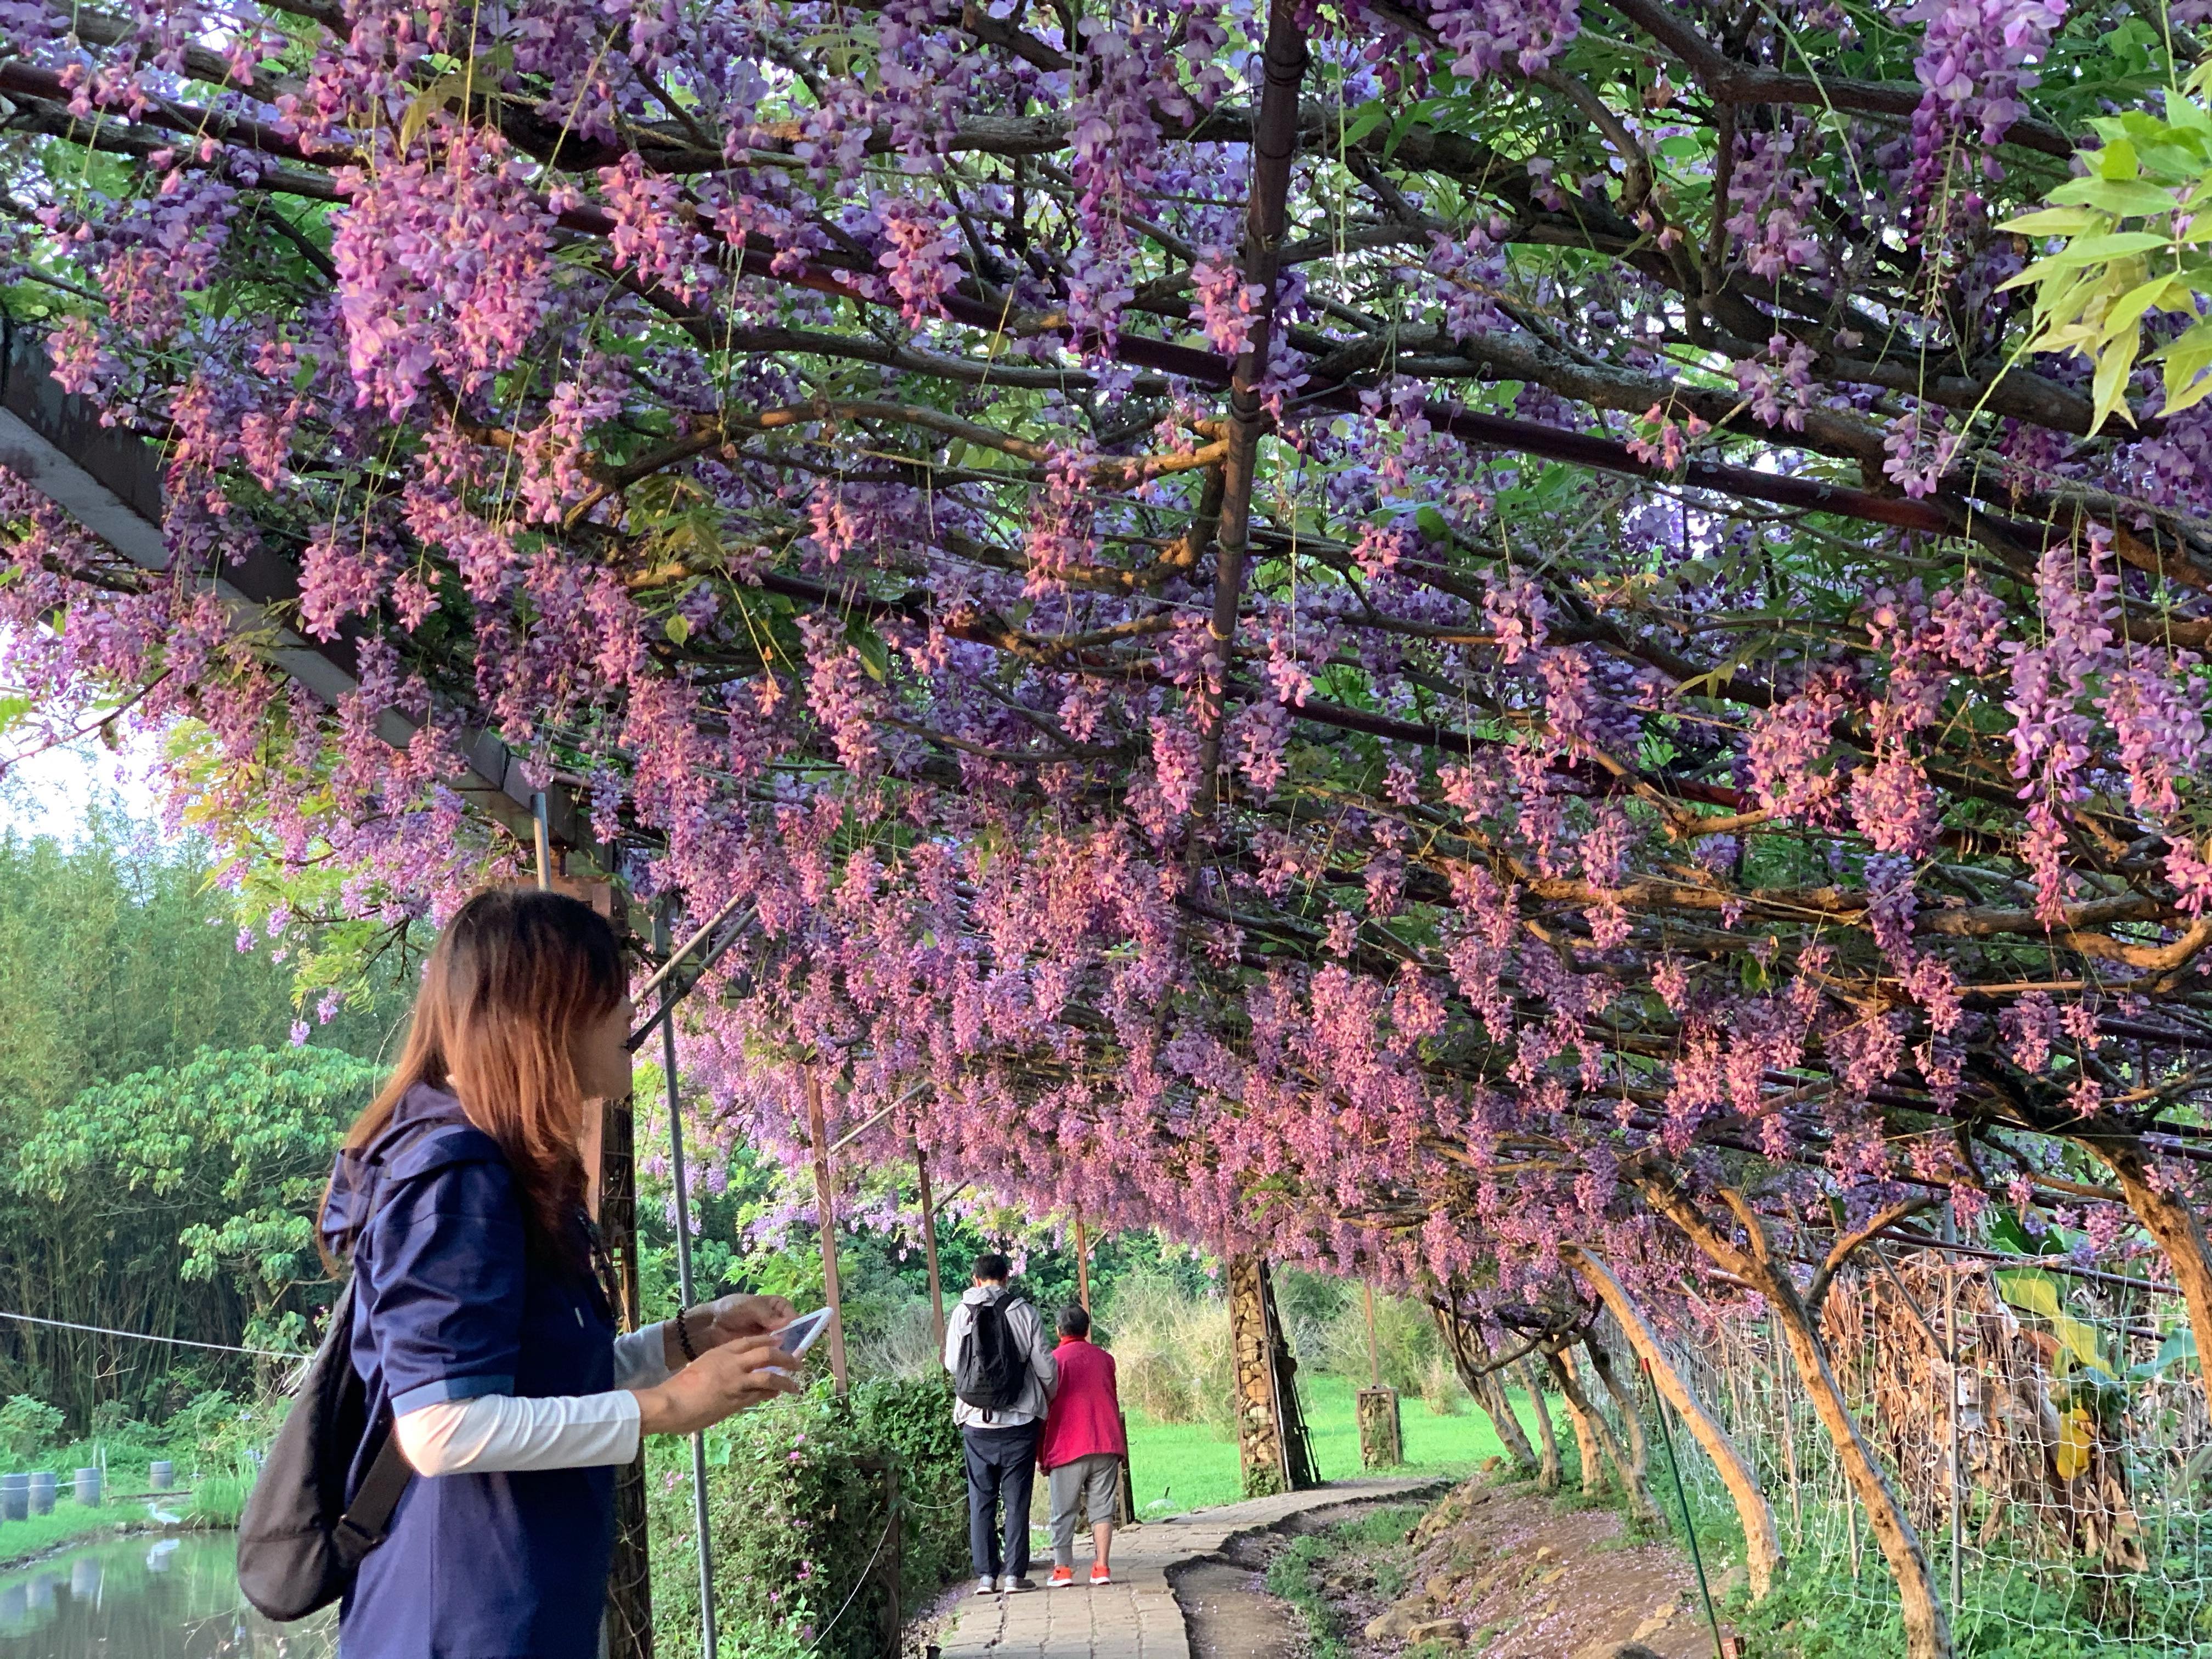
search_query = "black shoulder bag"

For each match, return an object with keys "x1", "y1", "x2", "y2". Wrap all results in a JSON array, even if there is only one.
[
  {"x1": 235, "y1": 1273, "x2": 413, "y2": 1621},
  {"x1": 236, "y1": 1120, "x2": 486, "y2": 1621}
]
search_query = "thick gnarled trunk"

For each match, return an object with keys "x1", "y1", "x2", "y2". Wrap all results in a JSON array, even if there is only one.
[
  {"x1": 1583, "y1": 1331, "x2": 1650, "y2": 1484},
  {"x1": 1520, "y1": 1356, "x2": 1563, "y2": 1491},
  {"x1": 1546, "y1": 1339, "x2": 1658, "y2": 1522},
  {"x1": 1635, "y1": 1169, "x2": 1953, "y2": 1659},
  {"x1": 1432, "y1": 1304, "x2": 1539, "y2": 1474},
  {"x1": 1565, "y1": 1244, "x2": 1785, "y2": 1601}
]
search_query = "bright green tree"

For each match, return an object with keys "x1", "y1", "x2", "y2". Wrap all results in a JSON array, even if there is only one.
[{"x1": 18, "y1": 1047, "x2": 384, "y2": 1357}]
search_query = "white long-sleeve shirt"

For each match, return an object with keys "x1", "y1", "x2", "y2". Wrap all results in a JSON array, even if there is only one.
[{"x1": 393, "y1": 1323, "x2": 674, "y2": 1475}]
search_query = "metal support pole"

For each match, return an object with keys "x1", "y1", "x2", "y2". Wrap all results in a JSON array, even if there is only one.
[
  {"x1": 600, "y1": 1094, "x2": 653, "y2": 1659},
  {"x1": 915, "y1": 1141, "x2": 946, "y2": 1350},
  {"x1": 806, "y1": 1068, "x2": 849, "y2": 1393},
  {"x1": 1645, "y1": 1357, "x2": 1726, "y2": 1659},
  {"x1": 656, "y1": 922, "x2": 716, "y2": 1659},
  {"x1": 532, "y1": 792, "x2": 552, "y2": 890}
]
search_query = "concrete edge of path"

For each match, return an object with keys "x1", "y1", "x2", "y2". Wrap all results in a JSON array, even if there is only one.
[{"x1": 928, "y1": 1477, "x2": 1449, "y2": 1659}]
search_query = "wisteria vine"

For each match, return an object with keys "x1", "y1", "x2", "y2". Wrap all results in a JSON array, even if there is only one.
[{"x1": 5, "y1": 2, "x2": 2212, "y2": 1647}]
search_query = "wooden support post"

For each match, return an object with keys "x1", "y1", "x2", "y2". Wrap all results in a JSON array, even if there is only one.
[
  {"x1": 914, "y1": 1141, "x2": 946, "y2": 1351},
  {"x1": 806, "y1": 1068, "x2": 849, "y2": 1393},
  {"x1": 1074, "y1": 1215, "x2": 1092, "y2": 1313},
  {"x1": 1228, "y1": 1255, "x2": 1286, "y2": 1497},
  {"x1": 1356, "y1": 1283, "x2": 1401, "y2": 1469},
  {"x1": 599, "y1": 1092, "x2": 653, "y2": 1659},
  {"x1": 1356, "y1": 1388, "x2": 1404, "y2": 1469},
  {"x1": 1363, "y1": 1284, "x2": 1383, "y2": 1387}
]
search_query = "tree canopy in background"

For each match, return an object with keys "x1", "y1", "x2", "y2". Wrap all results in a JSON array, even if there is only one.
[
  {"x1": 0, "y1": 821, "x2": 393, "y2": 1419},
  {"x1": 12, "y1": 3, "x2": 2212, "y2": 1646}
]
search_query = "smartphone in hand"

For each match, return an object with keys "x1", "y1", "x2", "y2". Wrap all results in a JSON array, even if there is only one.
[{"x1": 764, "y1": 1308, "x2": 832, "y2": 1374}]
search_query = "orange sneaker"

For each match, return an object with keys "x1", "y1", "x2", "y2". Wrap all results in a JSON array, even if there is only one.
[
  {"x1": 1047, "y1": 1566, "x2": 1076, "y2": 1589},
  {"x1": 1090, "y1": 1564, "x2": 1112, "y2": 1586}
]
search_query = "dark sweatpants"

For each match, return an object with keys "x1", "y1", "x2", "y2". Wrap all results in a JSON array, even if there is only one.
[{"x1": 963, "y1": 1422, "x2": 1042, "y2": 1581}]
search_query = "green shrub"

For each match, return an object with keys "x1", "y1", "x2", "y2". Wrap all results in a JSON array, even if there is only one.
[
  {"x1": 188, "y1": 1471, "x2": 252, "y2": 1526},
  {"x1": 0, "y1": 1395, "x2": 65, "y2": 1458},
  {"x1": 647, "y1": 1372, "x2": 967, "y2": 1659},
  {"x1": 1100, "y1": 1268, "x2": 1233, "y2": 1427},
  {"x1": 1316, "y1": 1293, "x2": 1446, "y2": 1398}
]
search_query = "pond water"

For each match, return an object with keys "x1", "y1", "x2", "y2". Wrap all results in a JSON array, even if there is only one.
[{"x1": 0, "y1": 1534, "x2": 332, "y2": 1659}]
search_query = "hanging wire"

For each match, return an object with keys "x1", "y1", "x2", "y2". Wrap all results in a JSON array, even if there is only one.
[{"x1": 0, "y1": 1308, "x2": 303, "y2": 1359}]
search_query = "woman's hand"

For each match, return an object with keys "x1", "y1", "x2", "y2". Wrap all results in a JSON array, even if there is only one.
[
  {"x1": 634, "y1": 1335, "x2": 804, "y2": 1436},
  {"x1": 663, "y1": 1293, "x2": 795, "y2": 1371}
]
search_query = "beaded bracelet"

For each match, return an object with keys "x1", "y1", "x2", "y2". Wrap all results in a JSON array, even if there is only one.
[{"x1": 674, "y1": 1312, "x2": 700, "y2": 1363}]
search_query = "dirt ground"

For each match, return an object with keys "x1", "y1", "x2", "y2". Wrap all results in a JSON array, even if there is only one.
[
  {"x1": 1269, "y1": 1476, "x2": 1742, "y2": 1659},
  {"x1": 1176, "y1": 1553, "x2": 1307, "y2": 1659}
]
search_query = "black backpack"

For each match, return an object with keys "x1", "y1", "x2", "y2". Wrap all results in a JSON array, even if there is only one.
[
  {"x1": 236, "y1": 1118, "x2": 481, "y2": 1620},
  {"x1": 954, "y1": 1293, "x2": 1031, "y2": 1412}
]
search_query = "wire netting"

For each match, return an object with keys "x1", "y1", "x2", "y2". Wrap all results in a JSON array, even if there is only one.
[{"x1": 1567, "y1": 1247, "x2": 2212, "y2": 1656}]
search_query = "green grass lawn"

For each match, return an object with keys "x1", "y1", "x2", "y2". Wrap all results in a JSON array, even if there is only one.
[
  {"x1": 0, "y1": 1503, "x2": 141, "y2": 1568},
  {"x1": 1123, "y1": 1373, "x2": 1558, "y2": 1519}
]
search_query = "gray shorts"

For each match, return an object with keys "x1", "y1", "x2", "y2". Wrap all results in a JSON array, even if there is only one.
[{"x1": 1047, "y1": 1453, "x2": 1121, "y2": 1561}]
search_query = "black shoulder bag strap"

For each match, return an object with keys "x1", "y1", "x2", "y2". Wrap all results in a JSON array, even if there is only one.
[{"x1": 335, "y1": 1434, "x2": 413, "y2": 1554}]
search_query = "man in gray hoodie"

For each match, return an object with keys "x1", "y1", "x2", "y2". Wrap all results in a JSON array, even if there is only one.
[{"x1": 944, "y1": 1252, "x2": 1058, "y2": 1593}]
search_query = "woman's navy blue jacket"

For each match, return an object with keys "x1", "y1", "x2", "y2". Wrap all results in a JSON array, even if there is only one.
[{"x1": 322, "y1": 1083, "x2": 617, "y2": 1659}]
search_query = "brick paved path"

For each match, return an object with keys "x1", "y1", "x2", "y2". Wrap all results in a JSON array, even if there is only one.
[{"x1": 932, "y1": 1479, "x2": 1436, "y2": 1659}]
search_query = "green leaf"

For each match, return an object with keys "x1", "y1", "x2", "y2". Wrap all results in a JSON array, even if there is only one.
[
  {"x1": 2091, "y1": 336, "x2": 2143, "y2": 433},
  {"x1": 2045, "y1": 177, "x2": 2178, "y2": 217},
  {"x1": 664, "y1": 613, "x2": 691, "y2": 646},
  {"x1": 1997, "y1": 206, "x2": 2106, "y2": 241},
  {"x1": 2023, "y1": 231, "x2": 2174, "y2": 275},
  {"x1": 2133, "y1": 1328, "x2": 2197, "y2": 1381},
  {"x1": 2159, "y1": 317, "x2": 2212, "y2": 415},
  {"x1": 1340, "y1": 102, "x2": 1391, "y2": 150},
  {"x1": 1997, "y1": 1269, "x2": 2115, "y2": 1378},
  {"x1": 847, "y1": 625, "x2": 890, "y2": 683}
]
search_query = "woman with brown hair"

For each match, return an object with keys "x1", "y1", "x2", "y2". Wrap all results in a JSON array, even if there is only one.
[{"x1": 319, "y1": 887, "x2": 801, "y2": 1659}]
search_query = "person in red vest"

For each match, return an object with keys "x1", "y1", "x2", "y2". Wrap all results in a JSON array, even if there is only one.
[{"x1": 1037, "y1": 1305, "x2": 1128, "y2": 1587}]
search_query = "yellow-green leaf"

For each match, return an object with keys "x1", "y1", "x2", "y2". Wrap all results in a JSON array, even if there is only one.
[
  {"x1": 2057, "y1": 1407, "x2": 2094, "y2": 1480},
  {"x1": 2046, "y1": 177, "x2": 2179, "y2": 217},
  {"x1": 1999, "y1": 205, "x2": 2110, "y2": 237},
  {"x1": 2100, "y1": 274, "x2": 2192, "y2": 347},
  {"x1": 2163, "y1": 318, "x2": 2212, "y2": 415},
  {"x1": 2092, "y1": 335, "x2": 2143, "y2": 432},
  {"x1": 1997, "y1": 1269, "x2": 2115, "y2": 1378}
]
